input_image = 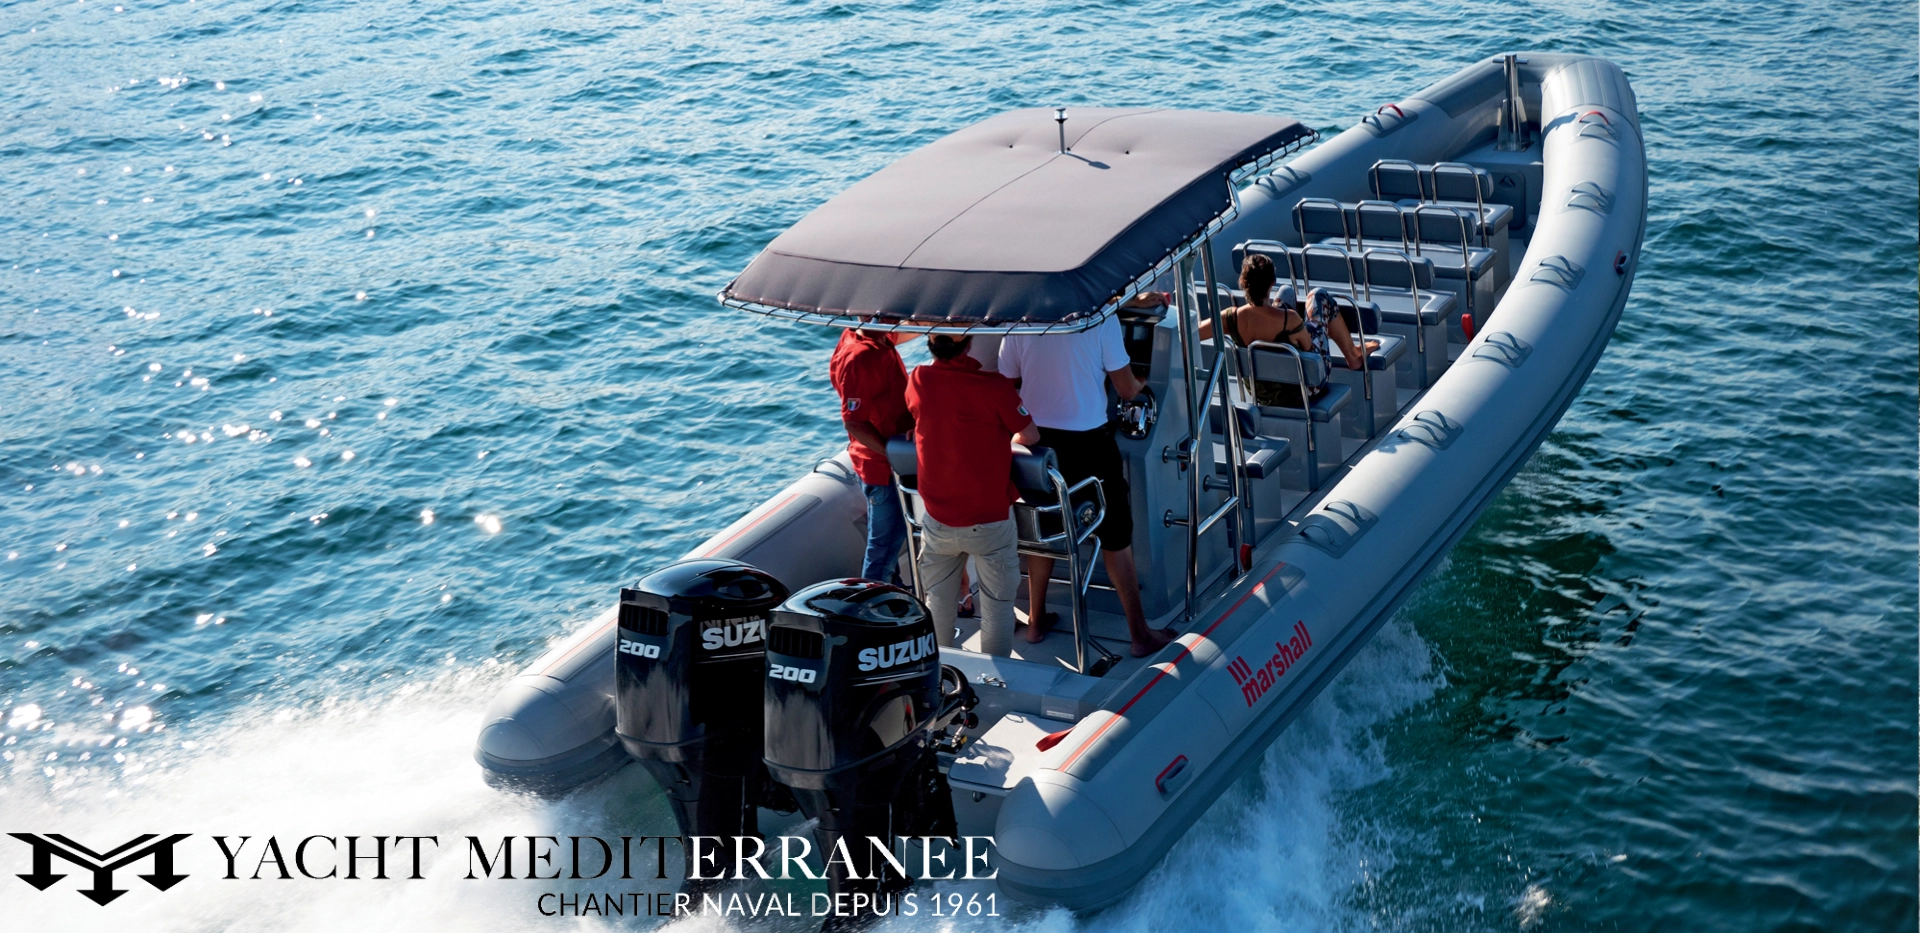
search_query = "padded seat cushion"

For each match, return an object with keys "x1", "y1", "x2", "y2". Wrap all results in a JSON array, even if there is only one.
[
  {"x1": 1369, "y1": 290, "x2": 1453, "y2": 326},
  {"x1": 1214, "y1": 441, "x2": 1290, "y2": 480},
  {"x1": 1257, "y1": 382, "x2": 1351, "y2": 423},
  {"x1": 886, "y1": 435, "x2": 918, "y2": 485},
  {"x1": 1010, "y1": 448, "x2": 1060, "y2": 493},
  {"x1": 1393, "y1": 199, "x2": 1512, "y2": 233},
  {"x1": 1341, "y1": 238, "x2": 1495, "y2": 278},
  {"x1": 1331, "y1": 333, "x2": 1407, "y2": 370},
  {"x1": 1296, "y1": 200, "x2": 1511, "y2": 242},
  {"x1": 1207, "y1": 401, "x2": 1261, "y2": 439}
]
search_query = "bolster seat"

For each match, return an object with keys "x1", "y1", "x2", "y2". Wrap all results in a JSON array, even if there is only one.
[
  {"x1": 1328, "y1": 333, "x2": 1407, "y2": 439},
  {"x1": 1371, "y1": 159, "x2": 1514, "y2": 290},
  {"x1": 1243, "y1": 344, "x2": 1347, "y2": 491},
  {"x1": 1330, "y1": 332, "x2": 1407, "y2": 372},
  {"x1": 1213, "y1": 441, "x2": 1290, "y2": 480}
]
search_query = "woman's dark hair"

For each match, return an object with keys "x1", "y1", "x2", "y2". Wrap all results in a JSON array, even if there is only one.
[
  {"x1": 1240, "y1": 253, "x2": 1277, "y2": 306},
  {"x1": 928, "y1": 334, "x2": 972, "y2": 361}
]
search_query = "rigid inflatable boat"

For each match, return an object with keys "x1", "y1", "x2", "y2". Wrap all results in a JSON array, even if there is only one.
[{"x1": 475, "y1": 52, "x2": 1647, "y2": 910}]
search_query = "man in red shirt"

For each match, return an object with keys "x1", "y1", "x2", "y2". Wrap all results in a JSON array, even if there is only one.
[
  {"x1": 905, "y1": 335, "x2": 1039, "y2": 656},
  {"x1": 829, "y1": 326, "x2": 916, "y2": 582}
]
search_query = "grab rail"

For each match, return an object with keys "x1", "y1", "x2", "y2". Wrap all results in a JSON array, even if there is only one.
[
  {"x1": 1335, "y1": 291, "x2": 1376, "y2": 420},
  {"x1": 1354, "y1": 199, "x2": 1410, "y2": 253},
  {"x1": 1292, "y1": 197, "x2": 1351, "y2": 251},
  {"x1": 1409, "y1": 204, "x2": 1477, "y2": 311},
  {"x1": 811, "y1": 457, "x2": 857, "y2": 484},
  {"x1": 1245, "y1": 340, "x2": 1318, "y2": 466},
  {"x1": 1200, "y1": 242, "x2": 1249, "y2": 574},
  {"x1": 1429, "y1": 162, "x2": 1491, "y2": 247},
  {"x1": 1360, "y1": 246, "x2": 1429, "y2": 387},
  {"x1": 1574, "y1": 110, "x2": 1617, "y2": 142},
  {"x1": 1035, "y1": 465, "x2": 1116, "y2": 675},
  {"x1": 1300, "y1": 242, "x2": 1363, "y2": 306},
  {"x1": 1529, "y1": 255, "x2": 1585, "y2": 289},
  {"x1": 1368, "y1": 158, "x2": 1425, "y2": 202},
  {"x1": 1164, "y1": 349, "x2": 1235, "y2": 612},
  {"x1": 1564, "y1": 180, "x2": 1615, "y2": 215}
]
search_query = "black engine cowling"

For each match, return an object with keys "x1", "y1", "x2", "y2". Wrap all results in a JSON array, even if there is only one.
[
  {"x1": 615, "y1": 559, "x2": 790, "y2": 883},
  {"x1": 763, "y1": 579, "x2": 972, "y2": 902}
]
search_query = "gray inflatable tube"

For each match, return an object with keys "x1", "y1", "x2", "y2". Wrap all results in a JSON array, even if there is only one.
[
  {"x1": 473, "y1": 458, "x2": 869, "y2": 794},
  {"x1": 990, "y1": 53, "x2": 1646, "y2": 908}
]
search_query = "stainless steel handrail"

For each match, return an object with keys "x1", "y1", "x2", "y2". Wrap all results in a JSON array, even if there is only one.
[
  {"x1": 1299, "y1": 242, "x2": 1364, "y2": 306},
  {"x1": 1031, "y1": 466, "x2": 1110, "y2": 674},
  {"x1": 898, "y1": 454, "x2": 1110, "y2": 673},
  {"x1": 1360, "y1": 247, "x2": 1431, "y2": 388},
  {"x1": 1192, "y1": 495, "x2": 1240, "y2": 538},
  {"x1": 1014, "y1": 474, "x2": 1107, "y2": 553},
  {"x1": 1165, "y1": 338, "x2": 1229, "y2": 618},
  {"x1": 1410, "y1": 203, "x2": 1477, "y2": 312},
  {"x1": 1368, "y1": 158, "x2": 1426, "y2": 202},
  {"x1": 1354, "y1": 199, "x2": 1410, "y2": 254},
  {"x1": 1292, "y1": 196, "x2": 1352, "y2": 252},
  {"x1": 1173, "y1": 261, "x2": 1204, "y2": 627},
  {"x1": 893, "y1": 478, "x2": 927, "y2": 599},
  {"x1": 1429, "y1": 161, "x2": 1491, "y2": 247},
  {"x1": 1201, "y1": 240, "x2": 1249, "y2": 573},
  {"x1": 1331, "y1": 293, "x2": 1376, "y2": 424},
  {"x1": 1497, "y1": 53, "x2": 1530, "y2": 151},
  {"x1": 1245, "y1": 340, "x2": 1319, "y2": 475}
]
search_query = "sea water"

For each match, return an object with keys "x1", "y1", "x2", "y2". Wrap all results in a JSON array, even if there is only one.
[{"x1": 1, "y1": 0, "x2": 1914, "y2": 930}]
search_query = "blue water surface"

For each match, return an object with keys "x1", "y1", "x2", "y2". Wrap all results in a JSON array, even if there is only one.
[{"x1": 1, "y1": 0, "x2": 1914, "y2": 930}]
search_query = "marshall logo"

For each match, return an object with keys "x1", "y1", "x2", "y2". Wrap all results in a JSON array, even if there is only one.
[
  {"x1": 1227, "y1": 621, "x2": 1313, "y2": 707},
  {"x1": 10, "y1": 833, "x2": 191, "y2": 905}
]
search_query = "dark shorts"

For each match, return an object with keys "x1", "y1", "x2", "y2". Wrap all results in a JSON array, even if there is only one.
[{"x1": 1036, "y1": 424, "x2": 1133, "y2": 552}]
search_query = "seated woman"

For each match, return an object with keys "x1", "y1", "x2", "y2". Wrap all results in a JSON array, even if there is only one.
[{"x1": 1197, "y1": 254, "x2": 1370, "y2": 408}]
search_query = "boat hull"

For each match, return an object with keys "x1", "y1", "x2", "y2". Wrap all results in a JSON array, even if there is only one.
[
  {"x1": 992, "y1": 52, "x2": 1647, "y2": 908},
  {"x1": 473, "y1": 51, "x2": 1648, "y2": 915},
  {"x1": 473, "y1": 459, "x2": 870, "y2": 794}
]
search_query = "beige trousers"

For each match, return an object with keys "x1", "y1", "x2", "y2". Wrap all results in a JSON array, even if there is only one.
[{"x1": 918, "y1": 512, "x2": 1019, "y2": 657}]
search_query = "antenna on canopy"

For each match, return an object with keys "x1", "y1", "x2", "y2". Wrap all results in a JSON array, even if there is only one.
[{"x1": 1055, "y1": 108, "x2": 1068, "y2": 153}]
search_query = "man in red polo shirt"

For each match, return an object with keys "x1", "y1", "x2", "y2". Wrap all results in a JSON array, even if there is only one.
[
  {"x1": 829, "y1": 325, "x2": 915, "y2": 583},
  {"x1": 905, "y1": 334, "x2": 1039, "y2": 657}
]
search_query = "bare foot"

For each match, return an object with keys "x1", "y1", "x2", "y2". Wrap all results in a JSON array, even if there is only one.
[
  {"x1": 1024, "y1": 612, "x2": 1057, "y2": 644},
  {"x1": 957, "y1": 591, "x2": 976, "y2": 618},
  {"x1": 1130, "y1": 626, "x2": 1178, "y2": 657}
]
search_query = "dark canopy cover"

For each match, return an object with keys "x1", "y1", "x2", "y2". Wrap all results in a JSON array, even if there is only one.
[{"x1": 721, "y1": 108, "x2": 1311, "y2": 331}]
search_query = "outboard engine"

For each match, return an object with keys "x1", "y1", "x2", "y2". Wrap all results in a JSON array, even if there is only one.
[
  {"x1": 763, "y1": 579, "x2": 977, "y2": 908},
  {"x1": 616, "y1": 559, "x2": 791, "y2": 884}
]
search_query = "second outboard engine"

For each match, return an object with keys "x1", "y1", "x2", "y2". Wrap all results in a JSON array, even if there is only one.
[
  {"x1": 764, "y1": 579, "x2": 977, "y2": 908},
  {"x1": 616, "y1": 559, "x2": 790, "y2": 885}
]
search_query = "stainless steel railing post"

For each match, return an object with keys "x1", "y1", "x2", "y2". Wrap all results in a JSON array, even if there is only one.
[
  {"x1": 1174, "y1": 261, "x2": 1202, "y2": 626},
  {"x1": 1200, "y1": 240, "x2": 1249, "y2": 573}
]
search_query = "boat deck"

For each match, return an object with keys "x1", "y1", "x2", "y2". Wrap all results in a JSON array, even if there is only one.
[
  {"x1": 954, "y1": 603, "x2": 1149, "y2": 677},
  {"x1": 954, "y1": 230, "x2": 1534, "y2": 687}
]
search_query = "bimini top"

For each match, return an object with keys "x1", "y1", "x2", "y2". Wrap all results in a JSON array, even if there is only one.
[{"x1": 719, "y1": 107, "x2": 1314, "y2": 333}]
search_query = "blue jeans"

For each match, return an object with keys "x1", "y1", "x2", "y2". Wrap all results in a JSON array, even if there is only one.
[{"x1": 862, "y1": 482, "x2": 909, "y2": 584}]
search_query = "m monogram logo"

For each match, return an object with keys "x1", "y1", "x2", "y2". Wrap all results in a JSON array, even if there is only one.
[{"x1": 10, "y1": 833, "x2": 191, "y2": 905}]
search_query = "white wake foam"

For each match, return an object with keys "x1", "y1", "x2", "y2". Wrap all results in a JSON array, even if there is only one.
[
  {"x1": 2, "y1": 666, "x2": 670, "y2": 932},
  {"x1": 4, "y1": 619, "x2": 1434, "y2": 933}
]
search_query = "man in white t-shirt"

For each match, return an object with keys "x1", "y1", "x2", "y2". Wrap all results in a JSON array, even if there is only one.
[{"x1": 998, "y1": 302, "x2": 1177, "y2": 658}]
